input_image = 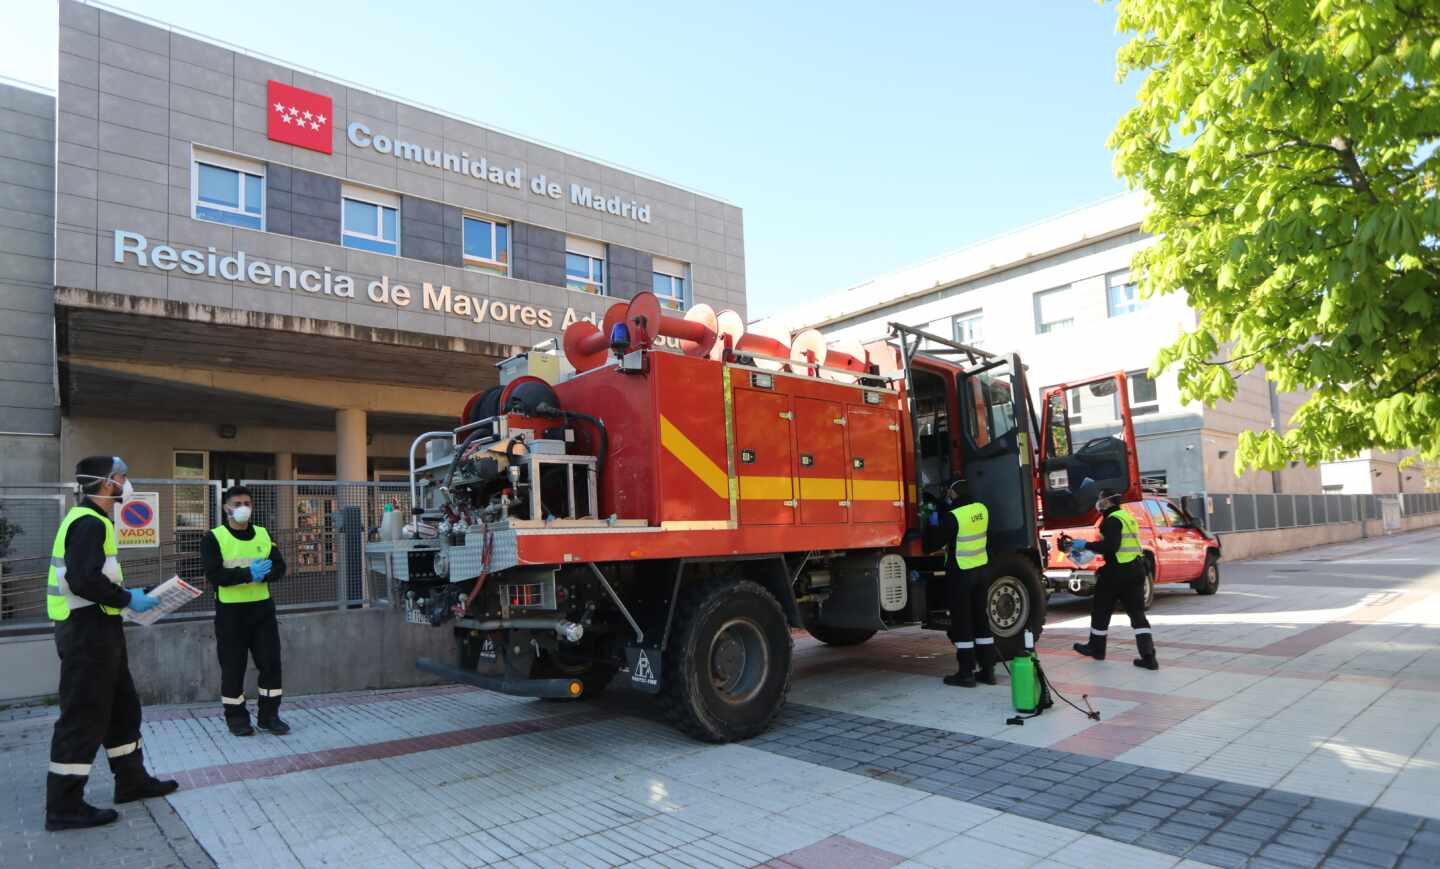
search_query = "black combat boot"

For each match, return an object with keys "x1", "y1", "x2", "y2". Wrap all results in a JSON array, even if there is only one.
[
  {"x1": 112, "y1": 749, "x2": 180, "y2": 804},
  {"x1": 45, "y1": 800, "x2": 119, "y2": 832},
  {"x1": 1073, "y1": 633, "x2": 1107, "y2": 660},
  {"x1": 257, "y1": 715, "x2": 290, "y2": 735},
  {"x1": 943, "y1": 648, "x2": 978, "y2": 687},
  {"x1": 974, "y1": 644, "x2": 998, "y2": 685},
  {"x1": 1133, "y1": 634, "x2": 1159, "y2": 671}
]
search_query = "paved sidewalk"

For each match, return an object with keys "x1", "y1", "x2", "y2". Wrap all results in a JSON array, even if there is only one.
[{"x1": 3, "y1": 528, "x2": 1439, "y2": 868}]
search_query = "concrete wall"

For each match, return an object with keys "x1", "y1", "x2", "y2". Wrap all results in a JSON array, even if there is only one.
[
  {"x1": 0, "y1": 83, "x2": 60, "y2": 484},
  {"x1": 0, "y1": 607, "x2": 457, "y2": 704},
  {"x1": 53, "y1": 0, "x2": 745, "y2": 353}
]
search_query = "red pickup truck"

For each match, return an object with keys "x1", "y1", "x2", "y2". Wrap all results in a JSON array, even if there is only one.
[{"x1": 1040, "y1": 495, "x2": 1221, "y2": 609}]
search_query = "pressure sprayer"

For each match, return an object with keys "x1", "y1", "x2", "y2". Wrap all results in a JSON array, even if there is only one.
[{"x1": 1005, "y1": 631, "x2": 1099, "y2": 726}]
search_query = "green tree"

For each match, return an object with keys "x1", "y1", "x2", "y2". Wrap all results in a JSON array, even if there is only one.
[{"x1": 1109, "y1": 0, "x2": 1440, "y2": 472}]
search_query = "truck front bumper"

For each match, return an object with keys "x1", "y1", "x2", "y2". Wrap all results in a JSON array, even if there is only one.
[
  {"x1": 1043, "y1": 569, "x2": 1097, "y2": 595},
  {"x1": 415, "y1": 658, "x2": 582, "y2": 699}
]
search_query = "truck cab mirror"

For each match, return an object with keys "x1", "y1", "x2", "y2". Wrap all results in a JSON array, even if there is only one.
[
  {"x1": 1179, "y1": 494, "x2": 1207, "y2": 529},
  {"x1": 1088, "y1": 380, "x2": 1118, "y2": 397}
]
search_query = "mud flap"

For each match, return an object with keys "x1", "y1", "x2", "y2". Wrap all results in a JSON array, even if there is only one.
[{"x1": 626, "y1": 644, "x2": 662, "y2": 694}]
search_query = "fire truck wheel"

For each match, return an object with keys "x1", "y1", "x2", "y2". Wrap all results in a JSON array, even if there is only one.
[
  {"x1": 660, "y1": 578, "x2": 793, "y2": 743},
  {"x1": 986, "y1": 555, "x2": 1046, "y2": 662},
  {"x1": 532, "y1": 646, "x2": 617, "y2": 701},
  {"x1": 805, "y1": 625, "x2": 877, "y2": 647}
]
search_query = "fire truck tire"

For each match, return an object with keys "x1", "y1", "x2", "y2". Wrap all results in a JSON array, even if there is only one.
[
  {"x1": 660, "y1": 578, "x2": 793, "y2": 743},
  {"x1": 986, "y1": 555, "x2": 1046, "y2": 662},
  {"x1": 805, "y1": 626, "x2": 877, "y2": 647}
]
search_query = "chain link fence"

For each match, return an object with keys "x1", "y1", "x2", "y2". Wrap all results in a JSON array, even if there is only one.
[
  {"x1": 0, "y1": 480, "x2": 412, "y2": 634},
  {"x1": 1204, "y1": 491, "x2": 1438, "y2": 534}
]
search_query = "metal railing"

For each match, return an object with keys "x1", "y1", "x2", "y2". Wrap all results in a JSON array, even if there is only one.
[
  {"x1": 1204, "y1": 491, "x2": 1436, "y2": 534},
  {"x1": 0, "y1": 480, "x2": 411, "y2": 634}
]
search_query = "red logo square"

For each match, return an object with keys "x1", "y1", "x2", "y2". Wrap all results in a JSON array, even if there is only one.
[{"x1": 266, "y1": 80, "x2": 333, "y2": 154}]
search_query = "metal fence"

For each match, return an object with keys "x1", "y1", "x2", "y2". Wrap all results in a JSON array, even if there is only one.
[
  {"x1": 0, "y1": 480, "x2": 411, "y2": 634},
  {"x1": 1204, "y1": 491, "x2": 1436, "y2": 534},
  {"x1": 1401, "y1": 492, "x2": 1440, "y2": 516}
]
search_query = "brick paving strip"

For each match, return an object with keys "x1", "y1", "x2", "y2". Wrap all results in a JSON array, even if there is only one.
[
  {"x1": 164, "y1": 708, "x2": 608, "y2": 791},
  {"x1": 750, "y1": 704, "x2": 1440, "y2": 869}
]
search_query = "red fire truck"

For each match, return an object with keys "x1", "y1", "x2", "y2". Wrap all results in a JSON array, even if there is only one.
[{"x1": 366, "y1": 292, "x2": 1144, "y2": 742}]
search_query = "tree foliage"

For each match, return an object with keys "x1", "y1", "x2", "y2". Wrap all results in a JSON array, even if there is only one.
[{"x1": 1109, "y1": 0, "x2": 1440, "y2": 472}]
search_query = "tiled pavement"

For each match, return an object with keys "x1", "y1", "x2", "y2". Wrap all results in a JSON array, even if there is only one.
[{"x1": 3, "y1": 527, "x2": 1440, "y2": 868}]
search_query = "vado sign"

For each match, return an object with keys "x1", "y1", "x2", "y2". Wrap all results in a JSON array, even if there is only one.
[
  {"x1": 110, "y1": 230, "x2": 685, "y2": 344},
  {"x1": 115, "y1": 492, "x2": 160, "y2": 549}
]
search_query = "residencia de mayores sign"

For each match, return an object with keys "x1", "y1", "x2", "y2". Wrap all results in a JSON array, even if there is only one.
[{"x1": 110, "y1": 230, "x2": 671, "y2": 339}]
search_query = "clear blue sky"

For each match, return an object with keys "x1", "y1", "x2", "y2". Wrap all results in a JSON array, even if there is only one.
[{"x1": 0, "y1": 0, "x2": 1139, "y2": 319}]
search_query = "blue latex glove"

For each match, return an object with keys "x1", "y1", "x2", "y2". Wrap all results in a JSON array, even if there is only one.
[
  {"x1": 249, "y1": 560, "x2": 272, "y2": 583},
  {"x1": 127, "y1": 588, "x2": 160, "y2": 613},
  {"x1": 1069, "y1": 539, "x2": 1087, "y2": 553},
  {"x1": 927, "y1": 511, "x2": 939, "y2": 527}
]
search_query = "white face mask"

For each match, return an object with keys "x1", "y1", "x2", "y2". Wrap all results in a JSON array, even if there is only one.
[
  {"x1": 118, "y1": 479, "x2": 134, "y2": 500},
  {"x1": 229, "y1": 505, "x2": 253, "y2": 524}
]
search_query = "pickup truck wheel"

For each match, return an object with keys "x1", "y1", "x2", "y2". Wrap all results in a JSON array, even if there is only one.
[
  {"x1": 806, "y1": 625, "x2": 877, "y2": 647},
  {"x1": 1191, "y1": 555, "x2": 1220, "y2": 595},
  {"x1": 986, "y1": 555, "x2": 1046, "y2": 662},
  {"x1": 660, "y1": 578, "x2": 792, "y2": 743},
  {"x1": 1142, "y1": 557, "x2": 1156, "y2": 610}
]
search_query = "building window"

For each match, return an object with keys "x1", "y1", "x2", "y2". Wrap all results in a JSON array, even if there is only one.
[
  {"x1": 1128, "y1": 369, "x2": 1159, "y2": 416},
  {"x1": 341, "y1": 186, "x2": 399, "y2": 255},
  {"x1": 565, "y1": 237, "x2": 606, "y2": 295},
  {"x1": 1107, "y1": 270, "x2": 1146, "y2": 317},
  {"x1": 1068, "y1": 388, "x2": 1084, "y2": 425},
  {"x1": 1034, "y1": 286, "x2": 1077, "y2": 334},
  {"x1": 952, "y1": 309, "x2": 983, "y2": 345},
  {"x1": 652, "y1": 256, "x2": 688, "y2": 310},
  {"x1": 463, "y1": 216, "x2": 509, "y2": 276},
  {"x1": 1141, "y1": 471, "x2": 1168, "y2": 493},
  {"x1": 192, "y1": 153, "x2": 264, "y2": 230}
]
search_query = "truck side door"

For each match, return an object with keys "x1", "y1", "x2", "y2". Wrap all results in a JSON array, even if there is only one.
[
  {"x1": 1037, "y1": 372, "x2": 1143, "y2": 529},
  {"x1": 1161, "y1": 498, "x2": 1207, "y2": 580},
  {"x1": 1141, "y1": 499, "x2": 1176, "y2": 580},
  {"x1": 955, "y1": 354, "x2": 1037, "y2": 554}
]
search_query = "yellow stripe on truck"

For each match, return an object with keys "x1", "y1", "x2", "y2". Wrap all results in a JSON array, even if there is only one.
[
  {"x1": 738, "y1": 476, "x2": 792, "y2": 500},
  {"x1": 799, "y1": 477, "x2": 847, "y2": 500},
  {"x1": 851, "y1": 479, "x2": 901, "y2": 501},
  {"x1": 659, "y1": 415, "x2": 730, "y2": 499}
]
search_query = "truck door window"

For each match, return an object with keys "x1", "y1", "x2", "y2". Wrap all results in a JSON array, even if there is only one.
[
  {"x1": 965, "y1": 366, "x2": 1018, "y2": 446},
  {"x1": 1161, "y1": 501, "x2": 1186, "y2": 527},
  {"x1": 1144, "y1": 499, "x2": 1168, "y2": 527},
  {"x1": 912, "y1": 368, "x2": 952, "y2": 496}
]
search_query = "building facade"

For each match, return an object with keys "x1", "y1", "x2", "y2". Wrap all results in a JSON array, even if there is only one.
[
  {"x1": 760, "y1": 194, "x2": 1326, "y2": 498},
  {"x1": 0, "y1": 0, "x2": 745, "y2": 488}
]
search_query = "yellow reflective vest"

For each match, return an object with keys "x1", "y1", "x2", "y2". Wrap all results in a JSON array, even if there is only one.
[
  {"x1": 48, "y1": 506, "x2": 125, "y2": 620},
  {"x1": 950, "y1": 502, "x2": 989, "y2": 569},
  {"x1": 211, "y1": 524, "x2": 274, "y2": 604},
  {"x1": 1111, "y1": 509, "x2": 1142, "y2": 564}
]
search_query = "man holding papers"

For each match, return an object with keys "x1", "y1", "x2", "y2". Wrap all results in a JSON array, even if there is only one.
[
  {"x1": 44, "y1": 456, "x2": 179, "y2": 832},
  {"x1": 201, "y1": 485, "x2": 291, "y2": 737}
]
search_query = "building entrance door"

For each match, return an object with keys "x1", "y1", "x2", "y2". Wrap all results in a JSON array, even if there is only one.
[{"x1": 212, "y1": 452, "x2": 276, "y2": 485}]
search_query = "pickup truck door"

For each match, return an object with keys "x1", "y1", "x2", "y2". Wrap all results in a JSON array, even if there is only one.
[
  {"x1": 1037, "y1": 373, "x2": 1143, "y2": 529},
  {"x1": 1160, "y1": 498, "x2": 1207, "y2": 580},
  {"x1": 956, "y1": 353, "x2": 1037, "y2": 554},
  {"x1": 1141, "y1": 499, "x2": 1177, "y2": 580}
]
